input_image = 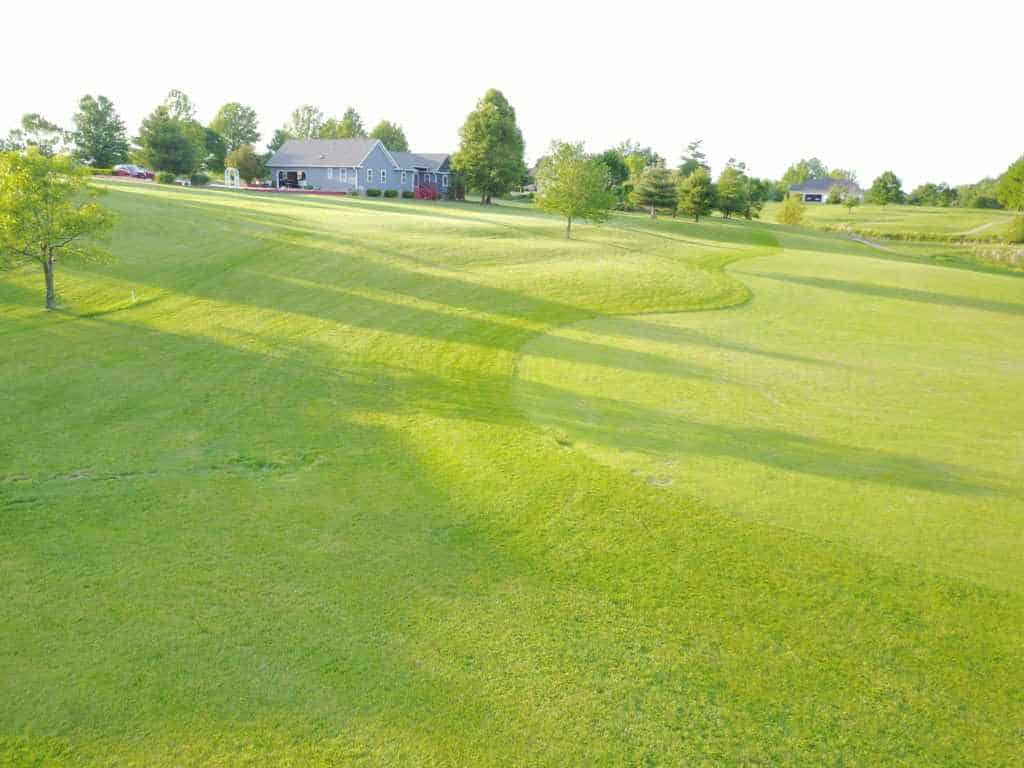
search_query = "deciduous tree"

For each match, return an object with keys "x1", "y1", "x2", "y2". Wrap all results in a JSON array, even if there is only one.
[
  {"x1": 209, "y1": 103, "x2": 260, "y2": 153},
  {"x1": 452, "y1": 89, "x2": 526, "y2": 204},
  {"x1": 996, "y1": 157, "x2": 1024, "y2": 212},
  {"x1": 72, "y1": 95, "x2": 129, "y2": 168},
  {"x1": 287, "y1": 105, "x2": 323, "y2": 139},
  {"x1": 268, "y1": 128, "x2": 293, "y2": 152},
  {"x1": 225, "y1": 144, "x2": 265, "y2": 183},
  {"x1": 369, "y1": 120, "x2": 408, "y2": 151},
  {"x1": 535, "y1": 141, "x2": 614, "y2": 239},
  {"x1": 0, "y1": 150, "x2": 116, "y2": 309},
  {"x1": 162, "y1": 89, "x2": 196, "y2": 121},
  {"x1": 777, "y1": 193, "x2": 806, "y2": 225},
  {"x1": 868, "y1": 171, "x2": 905, "y2": 206}
]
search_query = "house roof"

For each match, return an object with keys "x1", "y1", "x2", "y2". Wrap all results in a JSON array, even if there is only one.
[
  {"x1": 267, "y1": 138, "x2": 379, "y2": 167},
  {"x1": 790, "y1": 177, "x2": 861, "y2": 193},
  {"x1": 267, "y1": 139, "x2": 450, "y2": 171},
  {"x1": 390, "y1": 151, "x2": 449, "y2": 172}
]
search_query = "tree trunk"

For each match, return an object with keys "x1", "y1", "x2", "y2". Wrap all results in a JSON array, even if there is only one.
[
  {"x1": 44, "y1": 255, "x2": 56, "y2": 310},
  {"x1": 565, "y1": 217, "x2": 572, "y2": 240},
  {"x1": 650, "y1": 204, "x2": 656, "y2": 218},
  {"x1": 694, "y1": 213, "x2": 700, "y2": 223}
]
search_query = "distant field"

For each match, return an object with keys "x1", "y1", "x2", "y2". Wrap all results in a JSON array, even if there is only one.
[
  {"x1": 2, "y1": 184, "x2": 1022, "y2": 766},
  {"x1": 761, "y1": 200, "x2": 1016, "y2": 239}
]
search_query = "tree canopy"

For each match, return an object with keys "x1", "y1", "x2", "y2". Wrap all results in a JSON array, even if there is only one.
[
  {"x1": 676, "y1": 166, "x2": 716, "y2": 222},
  {"x1": 777, "y1": 193, "x2": 806, "y2": 225},
  {"x1": 210, "y1": 103, "x2": 260, "y2": 153},
  {"x1": 679, "y1": 139, "x2": 708, "y2": 177},
  {"x1": 225, "y1": 144, "x2": 265, "y2": 183},
  {"x1": 781, "y1": 158, "x2": 829, "y2": 187},
  {"x1": 369, "y1": 120, "x2": 409, "y2": 152},
  {"x1": 162, "y1": 89, "x2": 196, "y2": 121},
  {"x1": 72, "y1": 95, "x2": 129, "y2": 168},
  {"x1": 0, "y1": 150, "x2": 116, "y2": 309},
  {"x1": 136, "y1": 106, "x2": 199, "y2": 175},
  {"x1": 867, "y1": 171, "x2": 905, "y2": 206},
  {"x1": 996, "y1": 157, "x2": 1024, "y2": 212},
  {"x1": 268, "y1": 128, "x2": 293, "y2": 153},
  {"x1": 287, "y1": 105, "x2": 324, "y2": 139},
  {"x1": 452, "y1": 89, "x2": 526, "y2": 204},
  {"x1": 535, "y1": 141, "x2": 614, "y2": 239},
  {"x1": 633, "y1": 165, "x2": 677, "y2": 217},
  {"x1": 321, "y1": 108, "x2": 367, "y2": 139}
]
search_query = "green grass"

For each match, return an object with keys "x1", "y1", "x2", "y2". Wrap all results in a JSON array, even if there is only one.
[
  {"x1": 761, "y1": 200, "x2": 1017, "y2": 240},
  {"x1": 2, "y1": 183, "x2": 1022, "y2": 766}
]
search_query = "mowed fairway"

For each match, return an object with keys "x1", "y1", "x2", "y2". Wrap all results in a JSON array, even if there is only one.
[{"x1": 1, "y1": 183, "x2": 1022, "y2": 766}]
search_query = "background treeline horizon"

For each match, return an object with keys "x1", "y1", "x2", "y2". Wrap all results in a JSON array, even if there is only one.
[{"x1": 1, "y1": 89, "x2": 1022, "y2": 216}]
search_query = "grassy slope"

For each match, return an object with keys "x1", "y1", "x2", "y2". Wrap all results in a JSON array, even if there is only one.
[
  {"x1": 760, "y1": 201, "x2": 1017, "y2": 238},
  {"x1": 1, "y1": 184, "x2": 1021, "y2": 766}
]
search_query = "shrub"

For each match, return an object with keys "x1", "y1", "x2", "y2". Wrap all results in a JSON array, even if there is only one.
[
  {"x1": 777, "y1": 193, "x2": 806, "y2": 225},
  {"x1": 383, "y1": 189, "x2": 398, "y2": 198},
  {"x1": 190, "y1": 173, "x2": 210, "y2": 187},
  {"x1": 89, "y1": 168, "x2": 113, "y2": 176},
  {"x1": 365, "y1": 188, "x2": 382, "y2": 197},
  {"x1": 401, "y1": 190, "x2": 414, "y2": 199},
  {"x1": 155, "y1": 171, "x2": 176, "y2": 185},
  {"x1": 414, "y1": 183, "x2": 439, "y2": 200},
  {"x1": 1007, "y1": 216, "x2": 1024, "y2": 244}
]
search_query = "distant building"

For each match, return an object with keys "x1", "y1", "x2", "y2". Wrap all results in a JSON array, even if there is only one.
[
  {"x1": 789, "y1": 178, "x2": 863, "y2": 203},
  {"x1": 266, "y1": 138, "x2": 451, "y2": 195}
]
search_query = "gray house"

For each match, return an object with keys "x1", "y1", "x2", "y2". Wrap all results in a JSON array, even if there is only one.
[
  {"x1": 789, "y1": 178, "x2": 863, "y2": 203},
  {"x1": 266, "y1": 138, "x2": 452, "y2": 195}
]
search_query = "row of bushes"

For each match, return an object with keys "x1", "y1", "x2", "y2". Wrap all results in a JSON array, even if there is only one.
[
  {"x1": 819, "y1": 223, "x2": 1005, "y2": 244},
  {"x1": 154, "y1": 172, "x2": 211, "y2": 186},
  {"x1": 365, "y1": 189, "x2": 417, "y2": 199}
]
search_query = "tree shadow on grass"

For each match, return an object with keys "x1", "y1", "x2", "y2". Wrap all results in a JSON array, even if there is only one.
[
  {"x1": 746, "y1": 271, "x2": 1024, "y2": 317},
  {"x1": 512, "y1": 377, "x2": 1008, "y2": 497}
]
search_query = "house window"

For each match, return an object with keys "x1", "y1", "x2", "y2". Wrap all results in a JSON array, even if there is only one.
[
  {"x1": 327, "y1": 167, "x2": 333, "y2": 179},
  {"x1": 340, "y1": 168, "x2": 347, "y2": 182},
  {"x1": 381, "y1": 169, "x2": 388, "y2": 185},
  {"x1": 366, "y1": 168, "x2": 373, "y2": 183},
  {"x1": 401, "y1": 171, "x2": 407, "y2": 184},
  {"x1": 430, "y1": 173, "x2": 435, "y2": 183},
  {"x1": 441, "y1": 174, "x2": 449, "y2": 188}
]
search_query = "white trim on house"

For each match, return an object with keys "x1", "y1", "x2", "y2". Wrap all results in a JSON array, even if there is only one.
[{"x1": 366, "y1": 168, "x2": 373, "y2": 183}]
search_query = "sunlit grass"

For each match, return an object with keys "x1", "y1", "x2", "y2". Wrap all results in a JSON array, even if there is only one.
[{"x1": 1, "y1": 182, "x2": 1021, "y2": 766}]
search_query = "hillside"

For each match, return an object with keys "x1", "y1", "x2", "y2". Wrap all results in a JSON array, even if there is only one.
[{"x1": 1, "y1": 183, "x2": 1022, "y2": 766}]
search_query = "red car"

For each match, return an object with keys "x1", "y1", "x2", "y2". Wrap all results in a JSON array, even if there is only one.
[{"x1": 113, "y1": 164, "x2": 155, "y2": 179}]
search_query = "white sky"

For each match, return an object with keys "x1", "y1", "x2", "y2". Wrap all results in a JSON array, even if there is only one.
[{"x1": 3, "y1": 1, "x2": 1020, "y2": 189}]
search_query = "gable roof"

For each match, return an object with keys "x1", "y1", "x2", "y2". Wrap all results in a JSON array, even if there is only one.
[
  {"x1": 267, "y1": 138, "x2": 380, "y2": 167},
  {"x1": 267, "y1": 138, "x2": 450, "y2": 171},
  {"x1": 390, "y1": 151, "x2": 450, "y2": 172},
  {"x1": 790, "y1": 177, "x2": 861, "y2": 193}
]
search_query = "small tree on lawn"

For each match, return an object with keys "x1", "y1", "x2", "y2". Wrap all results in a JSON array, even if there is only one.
[
  {"x1": 676, "y1": 166, "x2": 716, "y2": 222},
  {"x1": 535, "y1": 141, "x2": 615, "y2": 239},
  {"x1": 843, "y1": 190, "x2": 861, "y2": 214},
  {"x1": 0, "y1": 150, "x2": 116, "y2": 309},
  {"x1": 868, "y1": 171, "x2": 905, "y2": 206},
  {"x1": 633, "y1": 165, "x2": 677, "y2": 217},
  {"x1": 777, "y1": 192, "x2": 806, "y2": 225}
]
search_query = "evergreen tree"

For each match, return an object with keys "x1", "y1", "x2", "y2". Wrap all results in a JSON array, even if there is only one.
[
  {"x1": 633, "y1": 165, "x2": 677, "y2": 217},
  {"x1": 679, "y1": 139, "x2": 708, "y2": 177},
  {"x1": 676, "y1": 166, "x2": 716, "y2": 222}
]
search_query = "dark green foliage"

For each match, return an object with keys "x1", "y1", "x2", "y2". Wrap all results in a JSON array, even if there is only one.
[
  {"x1": 383, "y1": 189, "x2": 398, "y2": 198},
  {"x1": 868, "y1": 171, "x2": 905, "y2": 206},
  {"x1": 190, "y1": 173, "x2": 210, "y2": 187},
  {"x1": 268, "y1": 128, "x2": 293, "y2": 153},
  {"x1": 72, "y1": 95, "x2": 129, "y2": 168},
  {"x1": 827, "y1": 186, "x2": 844, "y2": 205},
  {"x1": 137, "y1": 107, "x2": 199, "y2": 175},
  {"x1": 401, "y1": 190, "x2": 414, "y2": 199},
  {"x1": 678, "y1": 139, "x2": 708, "y2": 178},
  {"x1": 155, "y1": 171, "x2": 176, "y2": 184},
  {"x1": 203, "y1": 128, "x2": 228, "y2": 174},
  {"x1": 781, "y1": 158, "x2": 829, "y2": 187},
  {"x1": 957, "y1": 177, "x2": 1003, "y2": 209},
  {"x1": 369, "y1": 120, "x2": 408, "y2": 152},
  {"x1": 365, "y1": 188, "x2": 382, "y2": 197},
  {"x1": 675, "y1": 166, "x2": 716, "y2": 222},
  {"x1": 633, "y1": 165, "x2": 677, "y2": 217},
  {"x1": 908, "y1": 182, "x2": 958, "y2": 207},
  {"x1": 996, "y1": 157, "x2": 1024, "y2": 211},
  {"x1": 452, "y1": 89, "x2": 526, "y2": 204}
]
